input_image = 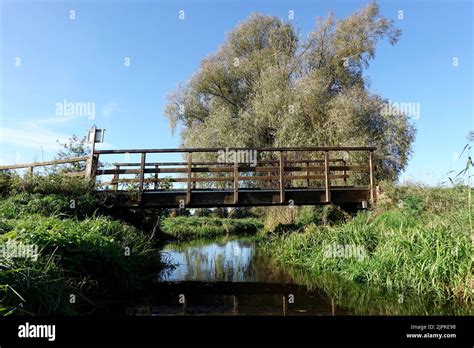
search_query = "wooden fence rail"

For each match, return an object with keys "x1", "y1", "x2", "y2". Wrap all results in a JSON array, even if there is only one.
[{"x1": 0, "y1": 156, "x2": 88, "y2": 176}]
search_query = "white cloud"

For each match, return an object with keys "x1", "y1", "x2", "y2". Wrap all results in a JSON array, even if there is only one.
[{"x1": 0, "y1": 126, "x2": 69, "y2": 151}]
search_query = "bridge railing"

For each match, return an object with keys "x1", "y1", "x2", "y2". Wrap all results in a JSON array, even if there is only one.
[
  {"x1": 0, "y1": 157, "x2": 89, "y2": 177},
  {"x1": 92, "y1": 146, "x2": 377, "y2": 204}
]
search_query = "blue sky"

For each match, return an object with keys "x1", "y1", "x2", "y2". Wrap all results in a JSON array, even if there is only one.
[{"x1": 0, "y1": 0, "x2": 472, "y2": 185}]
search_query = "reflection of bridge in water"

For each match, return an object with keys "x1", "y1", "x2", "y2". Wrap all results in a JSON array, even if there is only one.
[{"x1": 136, "y1": 281, "x2": 347, "y2": 316}]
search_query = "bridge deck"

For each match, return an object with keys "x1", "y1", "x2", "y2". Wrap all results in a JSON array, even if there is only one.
[{"x1": 99, "y1": 186, "x2": 370, "y2": 208}]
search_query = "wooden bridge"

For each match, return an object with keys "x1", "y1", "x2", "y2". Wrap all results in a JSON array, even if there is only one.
[{"x1": 1, "y1": 145, "x2": 377, "y2": 209}]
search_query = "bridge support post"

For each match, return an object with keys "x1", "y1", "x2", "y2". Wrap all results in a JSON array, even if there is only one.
[
  {"x1": 113, "y1": 165, "x2": 120, "y2": 191},
  {"x1": 154, "y1": 165, "x2": 159, "y2": 190},
  {"x1": 279, "y1": 152, "x2": 285, "y2": 203},
  {"x1": 139, "y1": 153, "x2": 146, "y2": 191},
  {"x1": 306, "y1": 161, "x2": 310, "y2": 188},
  {"x1": 342, "y1": 159, "x2": 347, "y2": 187},
  {"x1": 233, "y1": 296, "x2": 238, "y2": 315},
  {"x1": 186, "y1": 153, "x2": 192, "y2": 205},
  {"x1": 233, "y1": 158, "x2": 238, "y2": 204},
  {"x1": 369, "y1": 150, "x2": 376, "y2": 204},
  {"x1": 324, "y1": 151, "x2": 331, "y2": 203},
  {"x1": 85, "y1": 126, "x2": 97, "y2": 179}
]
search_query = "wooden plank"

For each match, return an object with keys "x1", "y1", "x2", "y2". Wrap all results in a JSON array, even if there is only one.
[
  {"x1": 95, "y1": 165, "x2": 367, "y2": 176},
  {"x1": 369, "y1": 150, "x2": 376, "y2": 203},
  {"x1": 110, "y1": 159, "x2": 346, "y2": 167},
  {"x1": 139, "y1": 153, "x2": 146, "y2": 190},
  {"x1": 96, "y1": 146, "x2": 377, "y2": 155},
  {"x1": 0, "y1": 156, "x2": 88, "y2": 170},
  {"x1": 233, "y1": 158, "x2": 238, "y2": 204},
  {"x1": 186, "y1": 153, "x2": 192, "y2": 205},
  {"x1": 99, "y1": 174, "x2": 350, "y2": 186},
  {"x1": 279, "y1": 152, "x2": 285, "y2": 203},
  {"x1": 120, "y1": 187, "x2": 371, "y2": 208},
  {"x1": 63, "y1": 171, "x2": 87, "y2": 177},
  {"x1": 324, "y1": 151, "x2": 331, "y2": 202}
]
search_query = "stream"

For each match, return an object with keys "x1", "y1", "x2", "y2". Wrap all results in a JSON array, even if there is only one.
[
  {"x1": 118, "y1": 237, "x2": 469, "y2": 316},
  {"x1": 145, "y1": 237, "x2": 352, "y2": 315}
]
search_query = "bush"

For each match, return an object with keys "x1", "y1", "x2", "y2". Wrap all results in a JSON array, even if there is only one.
[
  {"x1": 4, "y1": 216, "x2": 156, "y2": 290},
  {"x1": 160, "y1": 216, "x2": 263, "y2": 241}
]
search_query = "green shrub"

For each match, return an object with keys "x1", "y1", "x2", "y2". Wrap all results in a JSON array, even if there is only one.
[
  {"x1": 160, "y1": 216, "x2": 263, "y2": 241},
  {"x1": 5, "y1": 216, "x2": 156, "y2": 290}
]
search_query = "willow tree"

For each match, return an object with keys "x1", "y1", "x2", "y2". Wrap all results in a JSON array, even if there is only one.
[{"x1": 165, "y1": 3, "x2": 415, "y2": 181}]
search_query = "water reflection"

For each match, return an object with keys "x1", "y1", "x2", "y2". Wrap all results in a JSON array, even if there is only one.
[
  {"x1": 159, "y1": 238, "x2": 294, "y2": 283},
  {"x1": 150, "y1": 237, "x2": 471, "y2": 316}
]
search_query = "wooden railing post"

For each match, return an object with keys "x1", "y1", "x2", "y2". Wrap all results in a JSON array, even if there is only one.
[
  {"x1": 139, "y1": 153, "x2": 146, "y2": 190},
  {"x1": 192, "y1": 164, "x2": 197, "y2": 190},
  {"x1": 279, "y1": 151, "x2": 285, "y2": 203},
  {"x1": 28, "y1": 166, "x2": 34, "y2": 176},
  {"x1": 324, "y1": 151, "x2": 331, "y2": 202},
  {"x1": 306, "y1": 161, "x2": 310, "y2": 188},
  {"x1": 113, "y1": 165, "x2": 120, "y2": 191},
  {"x1": 85, "y1": 126, "x2": 97, "y2": 179},
  {"x1": 369, "y1": 150, "x2": 376, "y2": 204},
  {"x1": 233, "y1": 157, "x2": 238, "y2": 204},
  {"x1": 342, "y1": 159, "x2": 347, "y2": 187},
  {"x1": 154, "y1": 165, "x2": 159, "y2": 190},
  {"x1": 186, "y1": 152, "x2": 192, "y2": 205}
]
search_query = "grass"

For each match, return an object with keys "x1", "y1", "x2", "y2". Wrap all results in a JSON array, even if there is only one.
[
  {"x1": 160, "y1": 216, "x2": 264, "y2": 241},
  {"x1": 258, "y1": 183, "x2": 473, "y2": 303},
  {"x1": 0, "y1": 173, "x2": 162, "y2": 315}
]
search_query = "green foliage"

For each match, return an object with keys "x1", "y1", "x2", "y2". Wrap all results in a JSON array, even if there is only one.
[
  {"x1": 0, "y1": 192, "x2": 96, "y2": 219},
  {"x1": 0, "y1": 254, "x2": 77, "y2": 315},
  {"x1": 0, "y1": 173, "x2": 163, "y2": 315},
  {"x1": 227, "y1": 207, "x2": 255, "y2": 218},
  {"x1": 8, "y1": 216, "x2": 154, "y2": 288},
  {"x1": 160, "y1": 216, "x2": 263, "y2": 241},
  {"x1": 259, "y1": 185, "x2": 473, "y2": 302},
  {"x1": 3, "y1": 173, "x2": 94, "y2": 197},
  {"x1": 165, "y1": 4, "x2": 414, "y2": 182},
  {"x1": 193, "y1": 208, "x2": 212, "y2": 217},
  {"x1": 55, "y1": 134, "x2": 90, "y2": 173}
]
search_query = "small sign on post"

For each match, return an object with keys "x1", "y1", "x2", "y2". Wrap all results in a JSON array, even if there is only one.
[
  {"x1": 88, "y1": 128, "x2": 105, "y2": 143},
  {"x1": 85, "y1": 126, "x2": 105, "y2": 178}
]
